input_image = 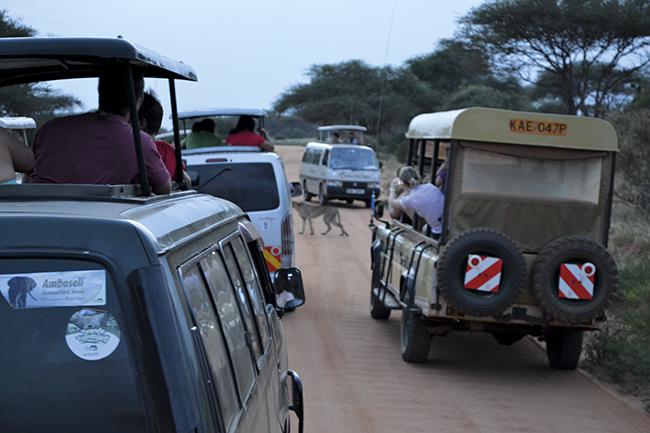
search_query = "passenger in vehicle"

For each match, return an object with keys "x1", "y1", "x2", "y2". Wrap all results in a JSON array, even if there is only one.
[
  {"x1": 332, "y1": 132, "x2": 343, "y2": 144},
  {"x1": 182, "y1": 118, "x2": 221, "y2": 149},
  {"x1": 138, "y1": 91, "x2": 190, "y2": 188},
  {"x1": 0, "y1": 128, "x2": 33, "y2": 184},
  {"x1": 389, "y1": 166, "x2": 444, "y2": 237},
  {"x1": 348, "y1": 132, "x2": 359, "y2": 144},
  {"x1": 226, "y1": 115, "x2": 274, "y2": 151},
  {"x1": 30, "y1": 66, "x2": 171, "y2": 194}
]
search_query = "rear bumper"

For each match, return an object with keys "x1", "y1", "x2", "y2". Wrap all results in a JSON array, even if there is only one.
[{"x1": 326, "y1": 186, "x2": 380, "y2": 201}]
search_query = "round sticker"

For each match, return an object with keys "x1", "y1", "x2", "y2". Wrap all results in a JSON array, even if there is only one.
[{"x1": 65, "y1": 308, "x2": 121, "y2": 361}]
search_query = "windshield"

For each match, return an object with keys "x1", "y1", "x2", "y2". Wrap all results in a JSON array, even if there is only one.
[
  {"x1": 329, "y1": 147, "x2": 378, "y2": 170},
  {"x1": 189, "y1": 162, "x2": 280, "y2": 212}
]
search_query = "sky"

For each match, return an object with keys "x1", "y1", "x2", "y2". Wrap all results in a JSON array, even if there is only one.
[{"x1": 4, "y1": 0, "x2": 483, "y2": 123}]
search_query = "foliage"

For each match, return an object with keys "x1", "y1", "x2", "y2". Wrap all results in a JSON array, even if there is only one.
[
  {"x1": 461, "y1": 0, "x2": 650, "y2": 117},
  {"x1": 0, "y1": 10, "x2": 80, "y2": 127}
]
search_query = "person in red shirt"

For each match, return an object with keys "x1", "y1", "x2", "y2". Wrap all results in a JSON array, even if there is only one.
[
  {"x1": 226, "y1": 115, "x2": 274, "y2": 151},
  {"x1": 138, "y1": 91, "x2": 190, "y2": 187}
]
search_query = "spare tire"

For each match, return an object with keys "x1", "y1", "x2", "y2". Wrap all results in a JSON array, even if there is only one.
[
  {"x1": 531, "y1": 236, "x2": 618, "y2": 323},
  {"x1": 437, "y1": 229, "x2": 526, "y2": 316}
]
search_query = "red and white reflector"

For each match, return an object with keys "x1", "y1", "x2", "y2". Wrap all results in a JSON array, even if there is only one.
[
  {"x1": 464, "y1": 254, "x2": 503, "y2": 293},
  {"x1": 558, "y1": 262, "x2": 595, "y2": 300}
]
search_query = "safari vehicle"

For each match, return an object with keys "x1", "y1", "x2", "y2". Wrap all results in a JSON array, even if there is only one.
[
  {"x1": 370, "y1": 107, "x2": 618, "y2": 369},
  {"x1": 178, "y1": 108, "x2": 299, "y2": 278},
  {"x1": 173, "y1": 107, "x2": 268, "y2": 146},
  {"x1": 0, "y1": 37, "x2": 305, "y2": 433},
  {"x1": 300, "y1": 125, "x2": 381, "y2": 207}
]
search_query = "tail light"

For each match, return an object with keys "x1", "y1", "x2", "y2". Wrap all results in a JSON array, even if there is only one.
[{"x1": 281, "y1": 213, "x2": 294, "y2": 268}]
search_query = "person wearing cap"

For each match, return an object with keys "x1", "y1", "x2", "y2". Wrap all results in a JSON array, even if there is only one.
[{"x1": 388, "y1": 165, "x2": 445, "y2": 237}]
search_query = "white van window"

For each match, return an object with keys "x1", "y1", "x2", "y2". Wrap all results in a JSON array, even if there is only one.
[
  {"x1": 181, "y1": 266, "x2": 240, "y2": 431},
  {"x1": 190, "y1": 163, "x2": 279, "y2": 212},
  {"x1": 329, "y1": 147, "x2": 378, "y2": 170},
  {"x1": 321, "y1": 149, "x2": 329, "y2": 166},
  {"x1": 201, "y1": 253, "x2": 256, "y2": 400},
  {"x1": 222, "y1": 244, "x2": 263, "y2": 363},
  {"x1": 231, "y1": 237, "x2": 271, "y2": 348}
]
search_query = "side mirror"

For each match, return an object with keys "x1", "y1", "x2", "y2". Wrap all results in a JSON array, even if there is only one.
[
  {"x1": 273, "y1": 267, "x2": 305, "y2": 311},
  {"x1": 188, "y1": 170, "x2": 200, "y2": 187},
  {"x1": 373, "y1": 200, "x2": 385, "y2": 219},
  {"x1": 290, "y1": 181, "x2": 303, "y2": 198},
  {"x1": 378, "y1": 161, "x2": 383, "y2": 169}
]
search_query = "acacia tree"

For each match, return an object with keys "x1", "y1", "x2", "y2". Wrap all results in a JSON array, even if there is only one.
[
  {"x1": 462, "y1": 0, "x2": 650, "y2": 117},
  {"x1": 0, "y1": 10, "x2": 79, "y2": 124}
]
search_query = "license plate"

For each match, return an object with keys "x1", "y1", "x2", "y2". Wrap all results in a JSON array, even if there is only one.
[{"x1": 346, "y1": 188, "x2": 364, "y2": 194}]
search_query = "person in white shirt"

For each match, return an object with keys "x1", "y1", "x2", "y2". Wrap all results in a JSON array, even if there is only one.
[{"x1": 388, "y1": 166, "x2": 445, "y2": 236}]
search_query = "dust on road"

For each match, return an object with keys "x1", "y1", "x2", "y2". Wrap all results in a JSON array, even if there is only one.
[{"x1": 276, "y1": 145, "x2": 650, "y2": 433}]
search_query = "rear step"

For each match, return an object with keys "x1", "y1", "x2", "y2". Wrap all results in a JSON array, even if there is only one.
[{"x1": 372, "y1": 287, "x2": 402, "y2": 310}]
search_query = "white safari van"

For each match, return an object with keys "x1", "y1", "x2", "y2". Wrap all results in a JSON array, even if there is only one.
[
  {"x1": 183, "y1": 145, "x2": 298, "y2": 278},
  {"x1": 299, "y1": 125, "x2": 381, "y2": 207}
]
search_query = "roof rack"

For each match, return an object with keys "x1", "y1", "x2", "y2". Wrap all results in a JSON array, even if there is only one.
[{"x1": 176, "y1": 108, "x2": 267, "y2": 120}]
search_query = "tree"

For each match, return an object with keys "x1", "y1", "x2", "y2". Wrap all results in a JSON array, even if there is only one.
[
  {"x1": 0, "y1": 10, "x2": 80, "y2": 126},
  {"x1": 462, "y1": 0, "x2": 650, "y2": 117}
]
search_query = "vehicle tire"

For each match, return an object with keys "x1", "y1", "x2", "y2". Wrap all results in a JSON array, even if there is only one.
[
  {"x1": 531, "y1": 236, "x2": 618, "y2": 323},
  {"x1": 546, "y1": 327, "x2": 583, "y2": 370},
  {"x1": 400, "y1": 307, "x2": 431, "y2": 363},
  {"x1": 364, "y1": 199, "x2": 371, "y2": 208},
  {"x1": 491, "y1": 331, "x2": 527, "y2": 346},
  {"x1": 370, "y1": 243, "x2": 391, "y2": 320},
  {"x1": 303, "y1": 181, "x2": 313, "y2": 202},
  {"x1": 436, "y1": 229, "x2": 526, "y2": 316},
  {"x1": 346, "y1": 199, "x2": 354, "y2": 204},
  {"x1": 318, "y1": 183, "x2": 329, "y2": 206}
]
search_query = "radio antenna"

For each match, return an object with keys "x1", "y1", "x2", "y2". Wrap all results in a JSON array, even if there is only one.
[{"x1": 375, "y1": 0, "x2": 398, "y2": 150}]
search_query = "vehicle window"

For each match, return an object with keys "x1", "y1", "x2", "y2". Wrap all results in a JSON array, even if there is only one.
[
  {"x1": 329, "y1": 147, "x2": 378, "y2": 170},
  {"x1": 189, "y1": 162, "x2": 279, "y2": 212},
  {"x1": 181, "y1": 265, "x2": 240, "y2": 431},
  {"x1": 461, "y1": 147, "x2": 603, "y2": 204},
  {"x1": 321, "y1": 149, "x2": 329, "y2": 166},
  {"x1": 302, "y1": 149, "x2": 309, "y2": 163},
  {"x1": 0, "y1": 259, "x2": 146, "y2": 433},
  {"x1": 314, "y1": 149, "x2": 323, "y2": 165},
  {"x1": 200, "y1": 252, "x2": 256, "y2": 399},
  {"x1": 231, "y1": 237, "x2": 271, "y2": 348},
  {"x1": 222, "y1": 243, "x2": 263, "y2": 362}
]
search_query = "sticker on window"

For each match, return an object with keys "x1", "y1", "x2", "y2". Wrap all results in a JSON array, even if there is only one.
[
  {"x1": 0, "y1": 270, "x2": 106, "y2": 309},
  {"x1": 65, "y1": 308, "x2": 121, "y2": 361}
]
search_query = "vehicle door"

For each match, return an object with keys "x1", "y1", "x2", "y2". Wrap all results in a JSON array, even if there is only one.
[{"x1": 178, "y1": 233, "x2": 280, "y2": 433}]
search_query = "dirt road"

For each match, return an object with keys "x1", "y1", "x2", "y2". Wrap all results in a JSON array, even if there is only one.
[{"x1": 276, "y1": 145, "x2": 650, "y2": 433}]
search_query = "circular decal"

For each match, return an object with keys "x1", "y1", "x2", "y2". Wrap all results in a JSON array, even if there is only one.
[
  {"x1": 271, "y1": 246, "x2": 281, "y2": 257},
  {"x1": 65, "y1": 308, "x2": 121, "y2": 361},
  {"x1": 468, "y1": 255, "x2": 482, "y2": 268},
  {"x1": 582, "y1": 262, "x2": 596, "y2": 277}
]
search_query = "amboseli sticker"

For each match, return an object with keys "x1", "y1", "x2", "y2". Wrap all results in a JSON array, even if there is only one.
[
  {"x1": 65, "y1": 309, "x2": 121, "y2": 361},
  {"x1": 0, "y1": 270, "x2": 106, "y2": 309}
]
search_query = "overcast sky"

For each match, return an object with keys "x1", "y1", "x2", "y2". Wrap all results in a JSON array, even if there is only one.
[{"x1": 4, "y1": 0, "x2": 483, "y2": 121}]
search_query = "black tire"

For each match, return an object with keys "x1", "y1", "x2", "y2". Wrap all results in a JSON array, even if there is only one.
[
  {"x1": 346, "y1": 199, "x2": 354, "y2": 204},
  {"x1": 400, "y1": 307, "x2": 431, "y2": 363},
  {"x1": 318, "y1": 184, "x2": 328, "y2": 206},
  {"x1": 364, "y1": 200, "x2": 371, "y2": 208},
  {"x1": 491, "y1": 331, "x2": 527, "y2": 346},
  {"x1": 531, "y1": 236, "x2": 618, "y2": 323},
  {"x1": 546, "y1": 327, "x2": 583, "y2": 370},
  {"x1": 436, "y1": 229, "x2": 526, "y2": 316},
  {"x1": 370, "y1": 288, "x2": 391, "y2": 320},
  {"x1": 303, "y1": 181, "x2": 313, "y2": 202}
]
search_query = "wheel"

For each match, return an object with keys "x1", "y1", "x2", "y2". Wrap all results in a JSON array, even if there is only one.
[
  {"x1": 531, "y1": 236, "x2": 618, "y2": 323},
  {"x1": 318, "y1": 183, "x2": 329, "y2": 206},
  {"x1": 303, "y1": 181, "x2": 313, "y2": 202},
  {"x1": 400, "y1": 307, "x2": 431, "y2": 363},
  {"x1": 491, "y1": 331, "x2": 527, "y2": 346},
  {"x1": 436, "y1": 228, "x2": 526, "y2": 316},
  {"x1": 364, "y1": 199, "x2": 371, "y2": 208},
  {"x1": 346, "y1": 199, "x2": 354, "y2": 204},
  {"x1": 546, "y1": 327, "x2": 583, "y2": 370}
]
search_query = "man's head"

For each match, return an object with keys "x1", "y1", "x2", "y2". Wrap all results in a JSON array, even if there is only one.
[
  {"x1": 98, "y1": 65, "x2": 145, "y2": 117},
  {"x1": 138, "y1": 91, "x2": 163, "y2": 136},
  {"x1": 397, "y1": 166, "x2": 420, "y2": 188},
  {"x1": 198, "y1": 118, "x2": 216, "y2": 133}
]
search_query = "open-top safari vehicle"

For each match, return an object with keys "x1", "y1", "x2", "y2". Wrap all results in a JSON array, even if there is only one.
[{"x1": 370, "y1": 107, "x2": 619, "y2": 369}]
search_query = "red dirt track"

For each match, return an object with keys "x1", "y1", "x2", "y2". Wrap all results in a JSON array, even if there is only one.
[{"x1": 276, "y1": 145, "x2": 650, "y2": 433}]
